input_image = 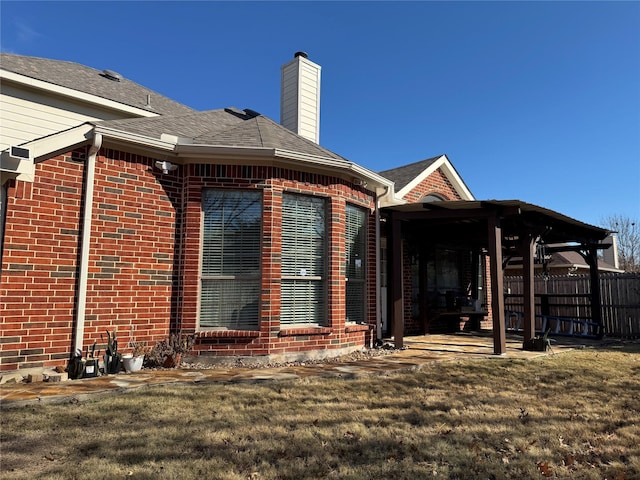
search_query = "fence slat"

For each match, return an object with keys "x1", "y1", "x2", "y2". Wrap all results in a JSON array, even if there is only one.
[{"x1": 504, "y1": 273, "x2": 640, "y2": 338}]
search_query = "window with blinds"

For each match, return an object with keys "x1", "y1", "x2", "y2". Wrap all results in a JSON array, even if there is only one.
[
  {"x1": 281, "y1": 193, "x2": 327, "y2": 326},
  {"x1": 346, "y1": 204, "x2": 367, "y2": 323},
  {"x1": 200, "y1": 189, "x2": 261, "y2": 330}
]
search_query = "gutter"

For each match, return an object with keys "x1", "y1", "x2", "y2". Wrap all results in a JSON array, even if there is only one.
[{"x1": 73, "y1": 132, "x2": 102, "y2": 352}]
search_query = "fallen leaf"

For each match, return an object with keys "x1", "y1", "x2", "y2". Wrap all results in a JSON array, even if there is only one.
[{"x1": 536, "y1": 461, "x2": 554, "y2": 477}]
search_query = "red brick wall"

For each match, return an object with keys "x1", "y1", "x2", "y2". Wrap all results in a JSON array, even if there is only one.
[
  {"x1": 1, "y1": 154, "x2": 85, "y2": 371},
  {"x1": 83, "y1": 148, "x2": 180, "y2": 350},
  {"x1": 1, "y1": 149, "x2": 180, "y2": 372},
  {"x1": 1, "y1": 152, "x2": 378, "y2": 372},
  {"x1": 402, "y1": 169, "x2": 462, "y2": 203}
]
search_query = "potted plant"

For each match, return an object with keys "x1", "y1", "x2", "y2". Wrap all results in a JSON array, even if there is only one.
[
  {"x1": 146, "y1": 333, "x2": 195, "y2": 368},
  {"x1": 523, "y1": 329, "x2": 552, "y2": 352},
  {"x1": 102, "y1": 330, "x2": 122, "y2": 374},
  {"x1": 122, "y1": 341, "x2": 149, "y2": 373}
]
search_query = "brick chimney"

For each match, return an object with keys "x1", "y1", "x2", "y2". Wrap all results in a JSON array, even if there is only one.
[{"x1": 280, "y1": 52, "x2": 321, "y2": 143}]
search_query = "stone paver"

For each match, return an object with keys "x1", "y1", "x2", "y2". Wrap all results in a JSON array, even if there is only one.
[{"x1": 0, "y1": 332, "x2": 603, "y2": 408}]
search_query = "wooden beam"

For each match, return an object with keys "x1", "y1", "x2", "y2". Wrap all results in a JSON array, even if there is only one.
[
  {"x1": 584, "y1": 246, "x2": 604, "y2": 338},
  {"x1": 521, "y1": 233, "x2": 536, "y2": 342},
  {"x1": 390, "y1": 216, "x2": 404, "y2": 349},
  {"x1": 487, "y1": 214, "x2": 506, "y2": 354}
]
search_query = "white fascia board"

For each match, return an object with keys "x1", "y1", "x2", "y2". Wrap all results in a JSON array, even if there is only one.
[
  {"x1": 442, "y1": 160, "x2": 475, "y2": 200},
  {"x1": 93, "y1": 125, "x2": 177, "y2": 152},
  {"x1": 176, "y1": 144, "x2": 398, "y2": 197},
  {"x1": 275, "y1": 149, "x2": 397, "y2": 193},
  {"x1": 176, "y1": 144, "x2": 275, "y2": 161},
  {"x1": 22, "y1": 123, "x2": 95, "y2": 162},
  {"x1": 0, "y1": 70, "x2": 160, "y2": 118},
  {"x1": 349, "y1": 163, "x2": 395, "y2": 189},
  {"x1": 1, "y1": 123, "x2": 95, "y2": 182},
  {"x1": 397, "y1": 154, "x2": 475, "y2": 201}
]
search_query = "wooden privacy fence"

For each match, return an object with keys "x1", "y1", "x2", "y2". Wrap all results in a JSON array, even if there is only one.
[{"x1": 504, "y1": 273, "x2": 640, "y2": 339}]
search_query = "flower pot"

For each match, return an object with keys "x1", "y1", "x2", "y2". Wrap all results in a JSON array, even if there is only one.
[
  {"x1": 103, "y1": 354, "x2": 122, "y2": 374},
  {"x1": 123, "y1": 354, "x2": 144, "y2": 373},
  {"x1": 163, "y1": 353, "x2": 182, "y2": 368}
]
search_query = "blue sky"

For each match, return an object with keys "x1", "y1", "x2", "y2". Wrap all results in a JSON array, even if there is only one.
[{"x1": 2, "y1": 1, "x2": 639, "y2": 227}]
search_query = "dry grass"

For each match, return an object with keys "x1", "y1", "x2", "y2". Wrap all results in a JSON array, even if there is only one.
[{"x1": 2, "y1": 343, "x2": 639, "y2": 480}]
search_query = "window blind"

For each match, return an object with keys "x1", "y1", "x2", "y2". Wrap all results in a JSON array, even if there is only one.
[
  {"x1": 200, "y1": 189, "x2": 261, "y2": 330},
  {"x1": 346, "y1": 204, "x2": 366, "y2": 323},
  {"x1": 281, "y1": 193, "x2": 327, "y2": 326}
]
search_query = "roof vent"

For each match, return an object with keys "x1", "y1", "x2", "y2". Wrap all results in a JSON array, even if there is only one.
[
  {"x1": 294, "y1": 51, "x2": 308, "y2": 59},
  {"x1": 101, "y1": 69, "x2": 123, "y2": 82}
]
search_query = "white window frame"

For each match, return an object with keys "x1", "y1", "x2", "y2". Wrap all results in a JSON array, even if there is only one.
[
  {"x1": 199, "y1": 189, "x2": 262, "y2": 330},
  {"x1": 281, "y1": 193, "x2": 327, "y2": 327},
  {"x1": 346, "y1": 203, "x2": 367, "y2": 324}
]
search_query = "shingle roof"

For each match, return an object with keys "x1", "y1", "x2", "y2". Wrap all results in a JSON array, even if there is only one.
[
  {"x1": 1, "y1": 53, "x2": 194, "y2": 116},
  {"x1": 551, "y1": 251, "x2": 620, "y2": 272},
  {"x1": 378, "y1": 155, "x2": 442, "y2": 190},
  {"x1": 95, "y1": 108, "x2": 347, "y2": 160}
]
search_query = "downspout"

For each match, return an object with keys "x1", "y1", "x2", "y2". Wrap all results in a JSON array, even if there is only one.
[
  {"x1": 375, "y1": 204, "x2": 382, "y2": 341},
  {"x1": 74, "y1": 133, "x2": 102, "y2": 352},
  {"x1": 375, "y1": 185, "x2": 393, "y2": 341}
]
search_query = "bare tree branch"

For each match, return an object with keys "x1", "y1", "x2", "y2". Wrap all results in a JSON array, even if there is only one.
[{"x1": 600, "y1": 214, "x2": 640, "y2": 272}]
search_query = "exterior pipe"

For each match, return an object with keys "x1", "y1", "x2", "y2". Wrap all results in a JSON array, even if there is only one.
[
  {"x1": 375, "y1": 185, "x2": 393, "y2": 341},
  {"x1": 74, "y1": 133, "x2": 102, "y2": 352},
  {"x1": 375, "y1": 204, "x2": 382, "y2": 341}
]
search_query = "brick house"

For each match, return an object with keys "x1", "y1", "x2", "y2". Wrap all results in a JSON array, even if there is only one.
[
  {"x1": 1, "y1": 53, "x2": 609, "y2": 375},
  {"x1": 0, "y1": 53, "x2": 428, "y2": 373}
]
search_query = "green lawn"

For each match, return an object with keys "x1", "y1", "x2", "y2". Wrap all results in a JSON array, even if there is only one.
[{"x1": 2, "y1": 343, "x2": 639, "y2": 480}]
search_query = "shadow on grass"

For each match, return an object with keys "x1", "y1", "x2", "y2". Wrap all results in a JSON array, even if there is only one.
[{"x1": 2, "y1": 344, "x2": 639, "y2": 479}]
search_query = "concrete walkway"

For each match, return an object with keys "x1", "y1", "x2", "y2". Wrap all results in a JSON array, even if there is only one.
[{"x1": 0, "y1": 332, "x2": 602, "y2": 408}]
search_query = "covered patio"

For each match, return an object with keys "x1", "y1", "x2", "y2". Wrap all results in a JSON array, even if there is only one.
[{"x1": 384, "y1": 200, "x2": 610, "y2": 354}]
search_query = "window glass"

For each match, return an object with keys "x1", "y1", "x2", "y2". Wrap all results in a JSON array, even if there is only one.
[
  {"x1": 346, "y1": 204, "x2": 366, "y2": 323},
  {"x1": 281, "y1": 193, "x2": 326, "y2": 326},
  {"x1": 200, "y1": 189, "x2": 261, "y2": 330}
]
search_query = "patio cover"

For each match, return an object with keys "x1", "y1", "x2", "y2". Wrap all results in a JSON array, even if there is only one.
[{"x1": 383, "y1": 200, "x2": 610, "y2": 354}]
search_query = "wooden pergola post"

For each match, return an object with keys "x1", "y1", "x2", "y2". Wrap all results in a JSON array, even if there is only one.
[
  {"x1": 521, "y1": 233, "x2": 536, "y2": 342},
  {"x1": 487, "y1": 213, "x2": 506, "y2": 354},
  {"x1": 585, "y1": 246, "x2": 604, "y2": 338}
]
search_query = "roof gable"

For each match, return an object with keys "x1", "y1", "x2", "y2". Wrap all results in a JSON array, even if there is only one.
[
  {"x1": 379, "y1": 154, "x2": 474, "y2": 201},
  {"x1": 379, "y1": 156, "x2": 441, "y2": 191}
]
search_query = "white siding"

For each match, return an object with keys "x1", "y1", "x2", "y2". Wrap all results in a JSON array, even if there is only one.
[
  {"x1": 0, "y1": 83, "x2": 129, "y2": 151},
  {"x1": 280, "y1": 55, "x2": 321, "y2": 144}
]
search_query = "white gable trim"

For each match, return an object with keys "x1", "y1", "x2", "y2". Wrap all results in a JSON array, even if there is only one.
[
  {"x1": 1, "y1": 70, "x2": 160, "y2": 118},
  {"x1": 396, "y1": 154, "x2": 475, "y2": 201}
]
